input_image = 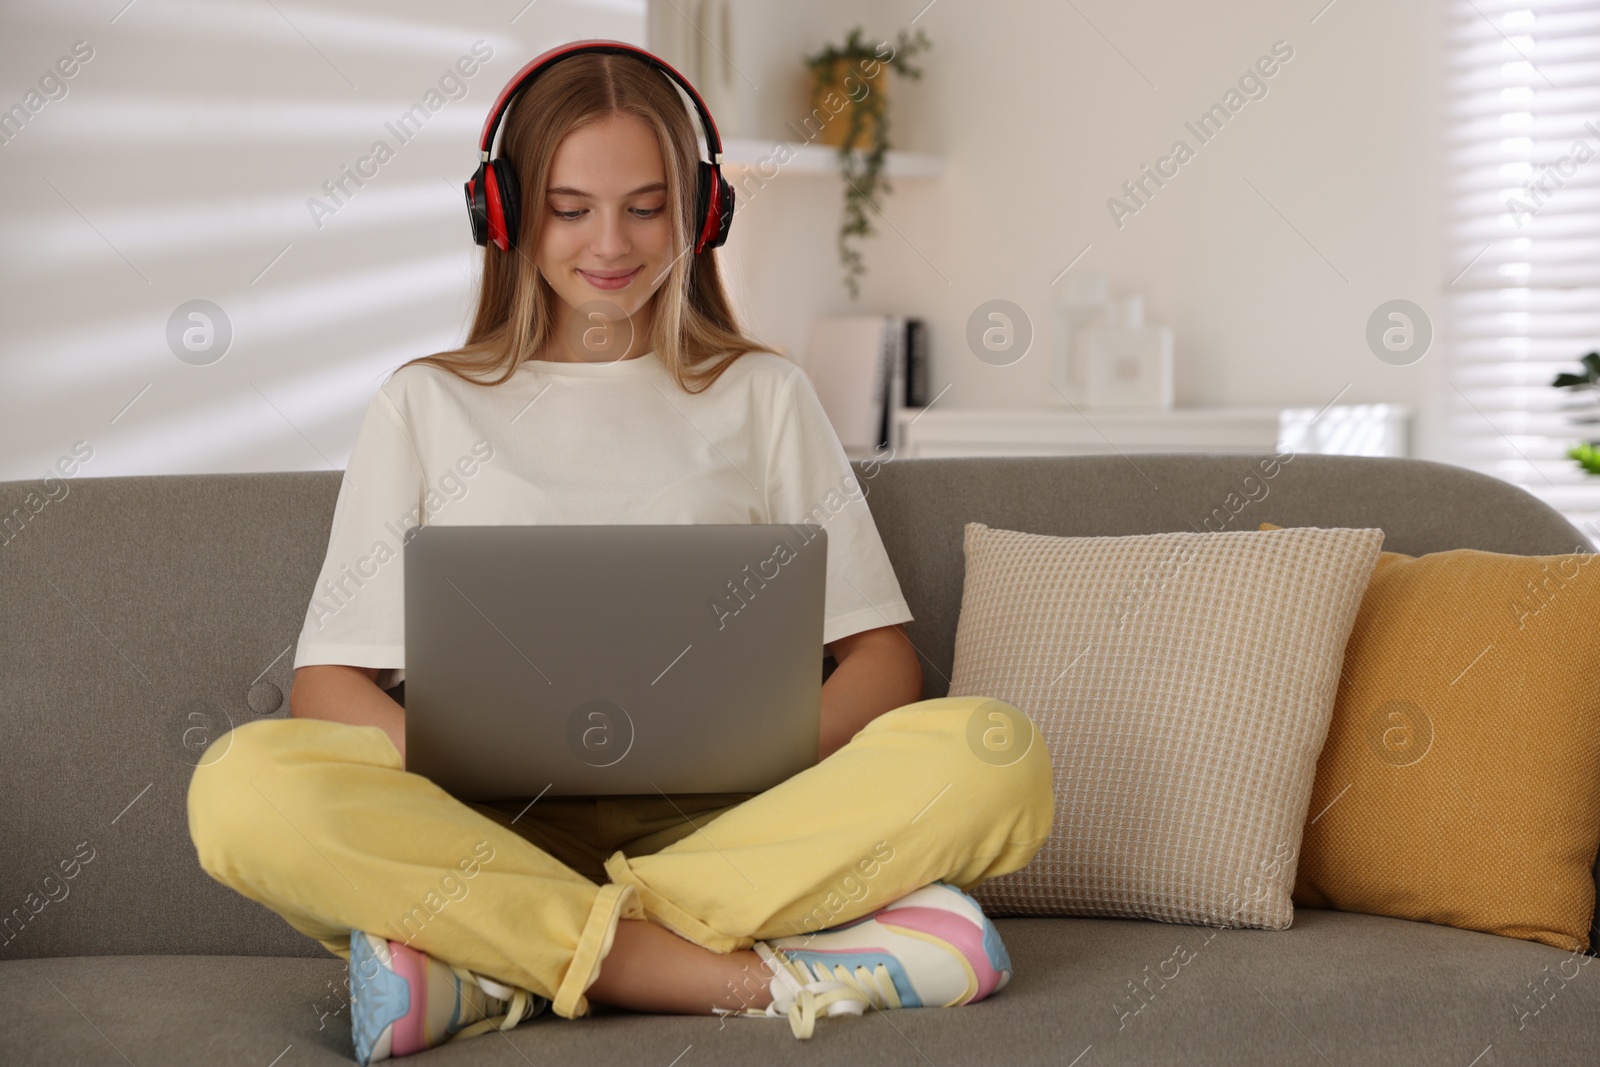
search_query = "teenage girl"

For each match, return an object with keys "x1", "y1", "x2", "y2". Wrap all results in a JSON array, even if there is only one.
[{"x1": 186, "y1": 40, "x2": 1055, "y2": 1065}]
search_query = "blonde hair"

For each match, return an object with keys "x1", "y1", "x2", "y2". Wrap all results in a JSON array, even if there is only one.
[{"x1": 397, "y1": 51, "x2": 780, "y2": 393}]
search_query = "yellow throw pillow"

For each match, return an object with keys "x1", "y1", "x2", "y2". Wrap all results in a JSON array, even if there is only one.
[{"x1": 1260, "y1": 521, "x2": 1600, "y2": 950}]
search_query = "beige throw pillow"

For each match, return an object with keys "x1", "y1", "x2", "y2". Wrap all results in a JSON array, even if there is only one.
[{"x1": 949, "y1": 522, "x2": 1383, "y2": 929}]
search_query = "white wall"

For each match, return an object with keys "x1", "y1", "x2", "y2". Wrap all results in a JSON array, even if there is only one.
[
  {"x1": 0, "y1": 0, "x2": 1446, "y2": 481},
  {"x1": 804, "y1": 0, "x2": 1447, "y2": 462},
  {"x1": 0, "y1": 0, "x2": 647, "y2": 480}
]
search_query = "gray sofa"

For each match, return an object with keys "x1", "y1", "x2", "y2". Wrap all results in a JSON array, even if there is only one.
[{"x1": 3, "y1": 453, "x2": 1598, "y2": 1066}]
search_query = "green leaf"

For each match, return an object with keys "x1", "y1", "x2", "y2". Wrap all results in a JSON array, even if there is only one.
[{"x1": 1568, "y1": 441, "x2": 1600, "y2": 475}]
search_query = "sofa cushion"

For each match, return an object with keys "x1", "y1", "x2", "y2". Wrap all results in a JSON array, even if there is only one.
[
  {"x1": 946, "y1": 521, "x2": 1383, "y2": 929},
  {"x1": 1259, "y1": 522, "x2": 1600, "y2": 952},
  {"x1": 4, "y1": 911, "x2": 1595, "y2": 1065}
]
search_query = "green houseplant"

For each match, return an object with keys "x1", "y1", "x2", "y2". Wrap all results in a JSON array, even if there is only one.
[
  {"x1": 1551, "y1": 351, "x2": 1600, "y2": 473},
  {"x1": 803, "y1": 25, "x2": 932, "y2": 300}
]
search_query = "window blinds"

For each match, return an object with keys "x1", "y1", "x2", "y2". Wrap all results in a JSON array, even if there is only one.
[{"x1": 1446, "y1": 0, "x2": 1600, "y2": 545}]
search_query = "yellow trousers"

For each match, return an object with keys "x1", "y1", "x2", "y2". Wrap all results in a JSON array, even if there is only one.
[{"x1": 187, "y1": 696, "x2": 1054, "y2": 1020}]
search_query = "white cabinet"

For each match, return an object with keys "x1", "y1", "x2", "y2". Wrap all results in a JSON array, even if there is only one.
[{"x1": 875, "y1": 403, "x2": 1411, "y2": 461}]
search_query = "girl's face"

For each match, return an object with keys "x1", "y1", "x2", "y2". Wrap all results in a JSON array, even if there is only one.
[{"x1": 535, "y1": 111, "x2": 674, "y2": 361}]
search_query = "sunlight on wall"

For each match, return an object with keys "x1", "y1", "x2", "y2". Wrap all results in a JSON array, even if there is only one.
[{"x1": 1, "y1": 0, "x2": 646, "y2": 480}]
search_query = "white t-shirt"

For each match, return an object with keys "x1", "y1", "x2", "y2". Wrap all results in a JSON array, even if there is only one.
[{"x1": 292, "y1": 350, "x2": 914, "y2": 690}]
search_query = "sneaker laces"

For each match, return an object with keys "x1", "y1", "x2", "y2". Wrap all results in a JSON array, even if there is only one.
[
  {"x1": 447, "y1": 967, "x2": 541, "y2": 1040},
  {"x1": 747, "y1": 942, "x2": 902, "y2": 1039}
]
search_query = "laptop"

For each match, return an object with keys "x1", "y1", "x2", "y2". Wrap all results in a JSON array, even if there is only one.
[{"x1": 403, "y1": 523, "x2": 826, "y2": 800}]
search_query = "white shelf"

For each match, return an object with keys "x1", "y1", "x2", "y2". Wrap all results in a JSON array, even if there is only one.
[{"x1": 720, "y1": 138, "x2": 944, "y2": 179}]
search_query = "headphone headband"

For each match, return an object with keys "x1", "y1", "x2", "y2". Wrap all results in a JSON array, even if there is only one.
[{"x1": 477, "y1": 40, "x2": 725, "y2": 163}]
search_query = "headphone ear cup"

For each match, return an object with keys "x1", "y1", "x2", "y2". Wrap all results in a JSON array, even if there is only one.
[
  {"x1": 693, "y1": 160, "x2": 714, "y2": 253},
  {"x1": 710, "y1": 169, "x2": 735, "y2": 249},
  {"x1": 465, "y1": 164, "x2": 490, "y2": 246},
  {"x1": 693, "y1": 161, "x2": 735, "y2": 252},
  {"x1": 489, "y1": 158, "x2": 521, "y2": 251}
]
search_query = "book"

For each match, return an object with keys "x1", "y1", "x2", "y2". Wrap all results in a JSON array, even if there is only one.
[
  {"x1": 802, "y1": 315, "x2": 894, "y2": 458},
  {"x1": 803, "y1": 314, "x2": 928, "y2": 459},
  {"x1": 906, "y1": 317, "x2": 928, "y2": 408},
  {"x1": 878, "y1": 315, "x2": 904, "y2": 454}
]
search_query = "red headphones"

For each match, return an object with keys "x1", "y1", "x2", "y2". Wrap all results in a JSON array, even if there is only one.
[{"x1": 464, "y1": 39, "x2": 735, "y2": 255}]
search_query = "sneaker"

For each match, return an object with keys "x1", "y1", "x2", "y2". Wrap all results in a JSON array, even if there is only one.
[
  {"x1": 743, "y1": 880, "x2": 1013, "y2": 1038},
  {"x1": 348, "y1": 930, "x2": 549, "y2": 1065}
]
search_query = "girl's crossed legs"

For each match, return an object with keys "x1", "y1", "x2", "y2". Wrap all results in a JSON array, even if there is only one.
[{"x1": 186, "y1": 695, "x2": 1055, "y2": 1021}]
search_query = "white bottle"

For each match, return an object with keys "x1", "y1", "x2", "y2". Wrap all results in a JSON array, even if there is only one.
[
  {"x1": 1080, "y1": 295, "x2": 1174, "y2": 410},
  {"x1": 1049, "y1": 270, "x2": 1109, "y2": 406}
]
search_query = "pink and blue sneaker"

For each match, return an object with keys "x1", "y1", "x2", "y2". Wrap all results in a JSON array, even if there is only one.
[
  {"x1": 745, "y1": 880, "x2": 1014, "y2": 1038},
  {"x1": 348, "y1": 930, "x2": 549, "y2": 1064}
]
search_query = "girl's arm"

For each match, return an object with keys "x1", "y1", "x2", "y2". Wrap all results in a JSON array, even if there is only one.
[
  {"x1": 290, "y1": 664, "x2": 408, "y2": 764},
  {"x1": 818, "y1": 624, "x2": 924, "y2": 760}
]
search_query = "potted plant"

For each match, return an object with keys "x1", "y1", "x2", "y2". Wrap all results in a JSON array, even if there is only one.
[
  {"x1": 1551, "y1": 351, "x2": 1600, "y2": 473},
  {"x1": 803, "y1": 25, "x2": 932, "y2": 300}
]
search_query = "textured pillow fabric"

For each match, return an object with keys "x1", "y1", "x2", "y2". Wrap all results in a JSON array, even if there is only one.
[
  {"x1": 949, "y1": 521, "x2": 1383, "y2": 929},
  {"x1": 1259, "y1": 521, "x2": 1600, "y2": 951}
]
